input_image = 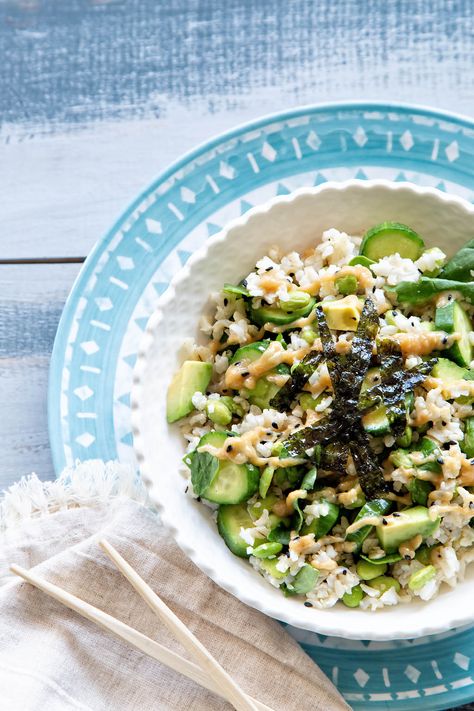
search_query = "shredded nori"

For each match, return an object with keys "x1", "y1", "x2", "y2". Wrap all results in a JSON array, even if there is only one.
[
  {"x1": 359, "y1": 340, "x2": 435, "y2": 435},
  {"x1": 282, "y1": 299, "x2": 434, "y2": 498},
  {"x1": 284, "y1": 299, "x2": 387, "y2": 498},
  {"x1": 269, "y1": 350, "x2": 322, "y2": 410}
]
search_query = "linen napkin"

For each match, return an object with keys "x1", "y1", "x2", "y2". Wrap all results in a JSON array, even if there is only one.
[{"x1": 0, "y1": 462, "x2": 350, "y2": 711}]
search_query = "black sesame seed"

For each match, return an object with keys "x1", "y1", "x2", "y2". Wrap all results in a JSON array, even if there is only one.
[
  {"x1": 265, "y1": 266, "x2": 273, "y2": 272},
  {"x1": 404, "y1": 554, "x2": 411, "y2": 560},
  {"x1": 185, "y1": 486, "x2": 189, "y2": 494},
  {"x1": 372, "y1": 286, "x2": 376, "y2": 293},
  {"x1": 226, "y1": 445, "x2": 233, "y2": 453},
  {"x1": 242, "y1": 279, "x2": 248, "y2": 287},
  {"x1": 442, "y1": 421, "x2": 447, "y2": 427},
  {"x1": 293, "y1": 536, "x2": 300, "y2": 541},
  {"x1": 449, "y1": 440, "x2": 457, "y2": 446},
  {"x1": 411, "y1": 320, "x2": 416, "y2": 327},
  {"x1": 260, "y1": 440, "x2": 266, "y2": 445},
  {"x1": 393, "y1": 512, "x2": 401, "y2": 517},
  {"x1": 382, "y1": 518, "x2": 388, "y2": 525},
  {"x1": 223, "y1": 298, "x2": 228, "y2": 306},
  {"x1": 447, "y1": 294, "x2": 453, "y2": 301},
  {"x1": 437, "y1": 457, "x2": 444, "y2": 464},
  {"x1": 272, "y1": 422, "x2": 279, "y2": 429},
  {"x1": 234, "y1": 361, "x2": 241, "y2": 367},
  {"x1": 471, "y1": 459, "x2": 474, "y2": 465},
  {"x1": 342, "y1": 569, "x2": 348, "y2": 575},
  {"x1": 442, "y1": 336, "x2": 448, "y2": 345},
  {"x1": 304, "y1": 601, "x2": 313, "y2": 607},
  {"x1": 241, "y1": 371, "x2": 250, "y2": 377},
  {"x1": 418, "y1": 268, "x2": 423, "y2": 274}
]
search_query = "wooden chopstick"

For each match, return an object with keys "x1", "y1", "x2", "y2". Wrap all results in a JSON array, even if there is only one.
[
  {"x1": 99, "y1": 539, "x2": 259, "y2": 711},
  {"x1": 10, "y1": 564, "x2": 273, "y2": 711}
]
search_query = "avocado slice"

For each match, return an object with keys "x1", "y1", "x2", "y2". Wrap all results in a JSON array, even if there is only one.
[
  {"x1": 321, "y1": 295, "x2": 362, "y2": 331},
  {"x1": 166, "y1": 360, "x2": 212, "y2": 423},
  {"x1": 376, "y1": 506, "x2": 440, "y2": 554}
]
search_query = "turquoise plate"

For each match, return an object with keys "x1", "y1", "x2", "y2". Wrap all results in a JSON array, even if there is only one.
[{"x1": 49, "y1": 102, "x2": 474, "y2": 709}]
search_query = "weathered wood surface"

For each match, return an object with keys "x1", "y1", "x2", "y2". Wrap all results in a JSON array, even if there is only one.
[{"x1": 0, "y1": 264, "x2": 80, "y2": 489}]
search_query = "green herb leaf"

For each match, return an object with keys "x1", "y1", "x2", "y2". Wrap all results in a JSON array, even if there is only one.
[
  {"x1": 393, "y1": 277, "x2": 474, "y2": 305},
  {"x1": 440, "y1": 239, "x2": 474, "y2": 282},
  {"x1": 190, "y1": 452, "x2": 219, "y2": 497},
  {"x1": 268, "y1": 525, "x2": 291, "y2": 545},
  {"x1": 292, "y1": 498, "x2": 305, "y2": 532},
  {"x1": 223, "y1": 283, "x2": 250, "y2": 298},
  {"x1": 360, "y1": 552, "x2": 402, "y2": 565},
  {"x1": 301, "y1": 467, "x2": 318, "y2": 491}
]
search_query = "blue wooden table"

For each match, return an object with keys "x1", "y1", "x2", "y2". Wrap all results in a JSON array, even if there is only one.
[{"x1": 1, "y1": 3, "x2": 474, "y2": 706}]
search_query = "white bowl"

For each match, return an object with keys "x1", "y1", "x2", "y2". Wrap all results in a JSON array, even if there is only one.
[{"x1": 132, "y1": 179, "x2": 474, "y2": 640}]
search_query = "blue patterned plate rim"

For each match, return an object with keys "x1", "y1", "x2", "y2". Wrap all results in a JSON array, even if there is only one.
[
  {"x1": 48, "y1": 101, "x2": 474, "y2": 710},
  {"x1": 48, "y1": 100, "x2": 474, "y2": 477}
]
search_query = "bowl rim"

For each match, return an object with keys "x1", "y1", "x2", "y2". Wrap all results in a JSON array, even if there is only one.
[{"x1": 132, "y1": 179, "x2": 474, "y2": 640}]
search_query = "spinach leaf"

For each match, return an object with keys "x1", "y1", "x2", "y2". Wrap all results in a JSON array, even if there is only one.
[
  {"x1": 440, "y1": 239, "x2": 474, "y2": 282},
  {"x1": 190, "y1": 452, "x2": 219, "y2": 497},
  {"x1": 268, "y1": 524, "x2": 291, "y2": 545},
  {"x1": 393, "y1": 277, "x2": 474, "y2": 305}
]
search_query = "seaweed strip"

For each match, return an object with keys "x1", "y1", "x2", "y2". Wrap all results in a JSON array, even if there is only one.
[
  {"x1": 350, "y1": 432, "x2": 389, "y2": 499},
  {"x1": 283, "y1": 418, "x2": 340, "y2": 457},
  {"x1": 283, "y1": 299, "x2": 398, "y2": 498},
  {"x1": 269, "y1": 351, "x2": 322, "y2": 410}
]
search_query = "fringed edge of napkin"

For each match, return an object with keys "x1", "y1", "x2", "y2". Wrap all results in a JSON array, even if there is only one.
[{"x1": 0, "y1": 460, "x2": 147, "y2": 533}]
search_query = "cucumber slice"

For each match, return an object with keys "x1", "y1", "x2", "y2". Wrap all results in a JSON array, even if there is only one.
[
  {"x1": 345, "y1": 499, "x2": 392, "y2": 551},
  {"x1": 203, "y1": 460, "x2": 259, "y2": 504},
  {"x1": 362, "y1": 404, "x2": 391, "y2": 436},
  {"x1": 250, "y1": 298, "x2": 316, "y2": 326},
  {"x1": 197, "y1": 431, "x2": 259, "y2": 504},
  {"x1": 230, "y1": 340, "x2": 270, "y2": 364},
  {"x1": 360, "y1": 222, "x2": 425, "y2": 261},
  {"x1": 217, "y1": 503, "x2": 254, "y2": 557},
  {"x1": 244, "y1": 363, "x2": 290, "y2": 409},
  {"x1": 435, "y1": 300, "x2": 473, "y2": 367},
  {"x1": 431, "y1": 357, "x2": 469, "y2": 381}
]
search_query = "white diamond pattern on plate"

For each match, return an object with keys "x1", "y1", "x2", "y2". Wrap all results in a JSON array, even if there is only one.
[
  {"x1": 400, "y1": 129, "x2": 414, "y2": 150},
  {"x1": 354, "y1": 668, "x2": 370, "y2": 688},
  {"x1": 80, "y1": 340, "x2": 100, "y2": 355},
  {"x1": 73, "y1": 385, "x2": 94, "y2": 401}
]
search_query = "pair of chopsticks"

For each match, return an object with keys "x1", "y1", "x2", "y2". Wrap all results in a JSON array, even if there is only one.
[{"x1": 11, "y1": 540, "x2": 273, "y2": 711}]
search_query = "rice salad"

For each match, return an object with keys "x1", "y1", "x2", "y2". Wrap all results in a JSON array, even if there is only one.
[{"x1": 166, "y1": 222, "x2": 474, "y2": 611}]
